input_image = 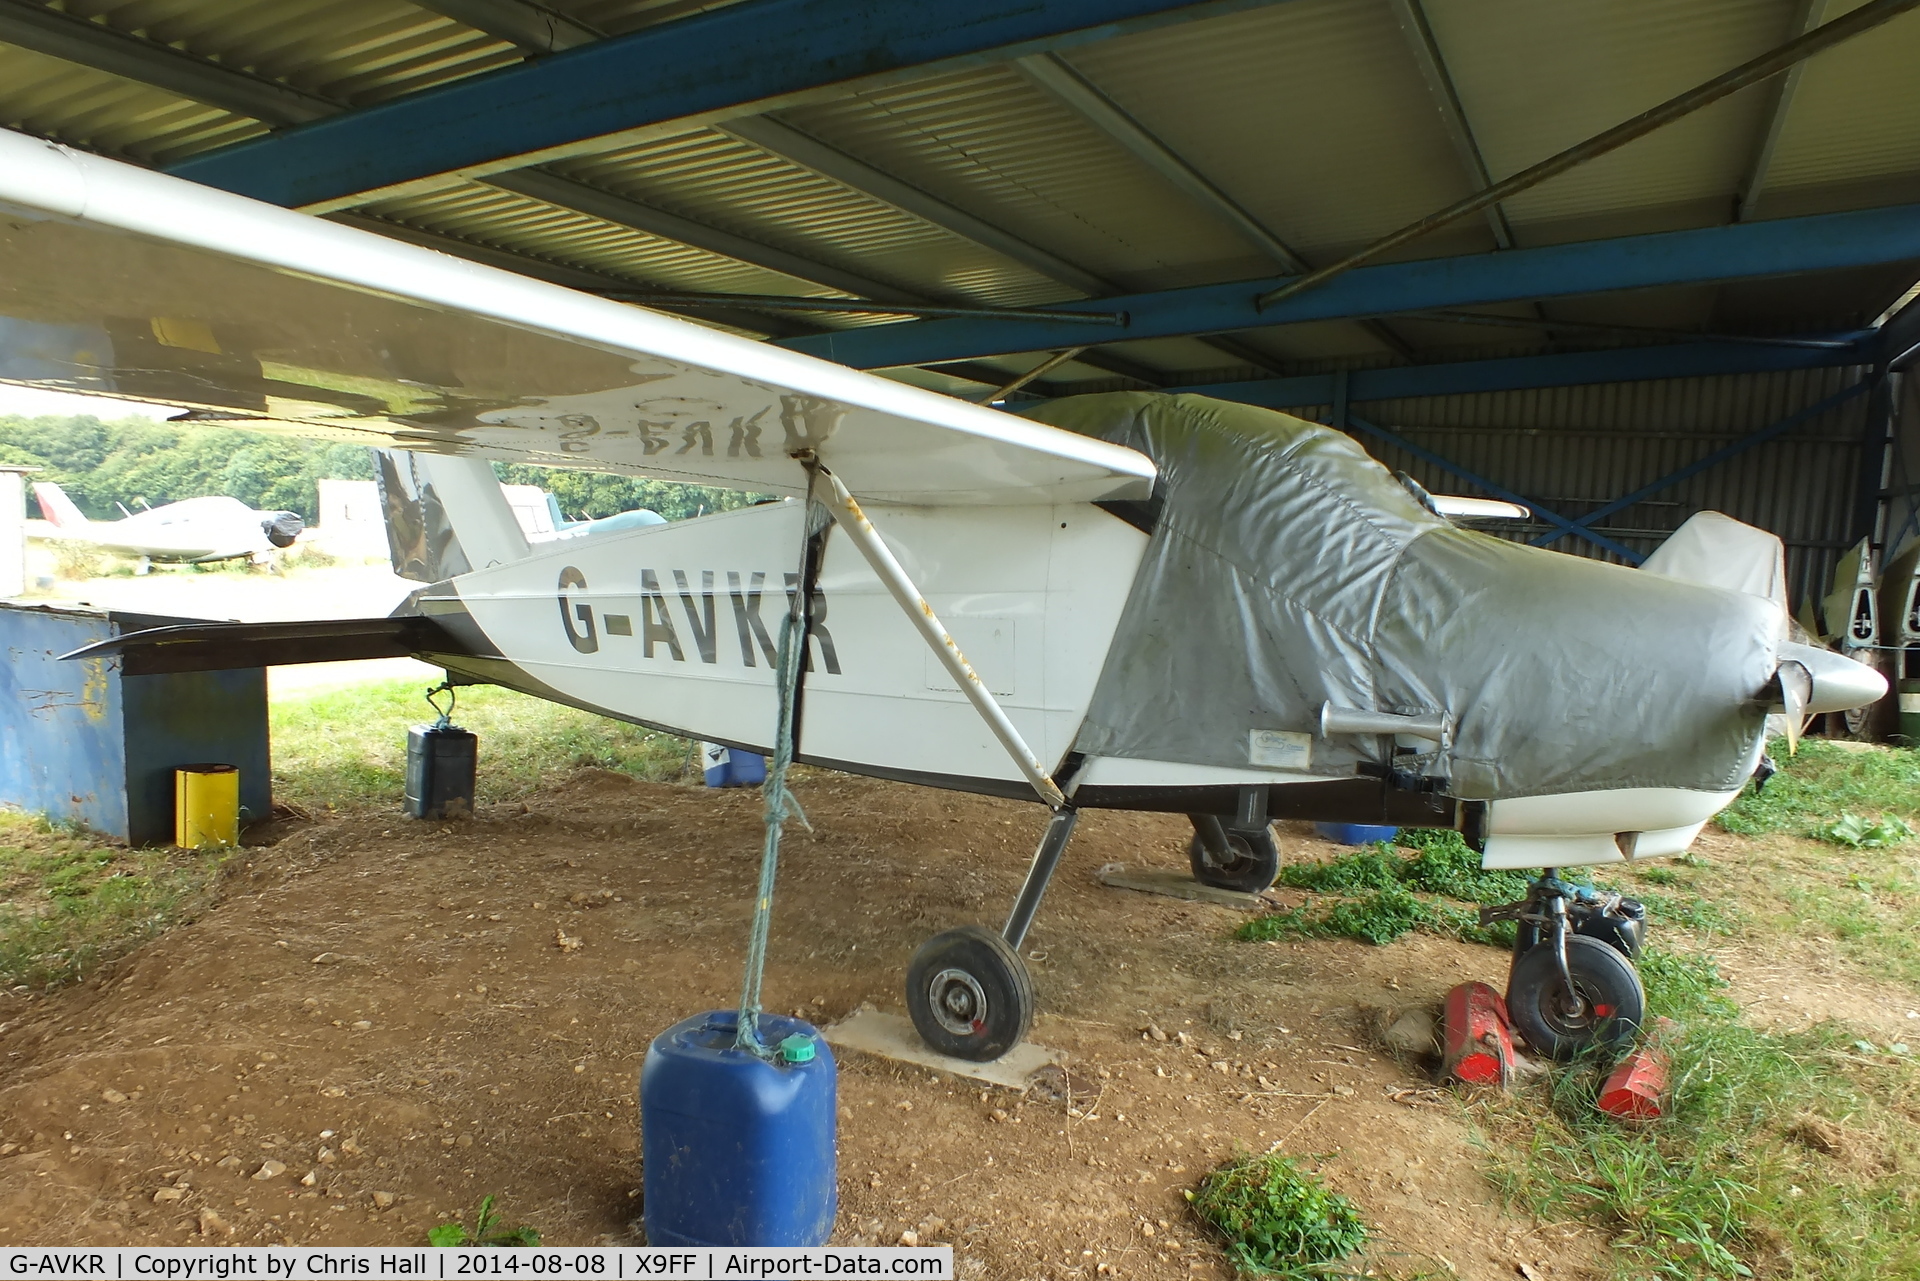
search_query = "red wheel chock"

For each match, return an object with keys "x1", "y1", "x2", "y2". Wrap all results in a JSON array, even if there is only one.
[
  {"x1": 1596, "y1": 1017, "x2": 1676, "y2": 1120},
  {"x1": 1440, "y1": 981, "x2": 1514, "y2": 1087}
]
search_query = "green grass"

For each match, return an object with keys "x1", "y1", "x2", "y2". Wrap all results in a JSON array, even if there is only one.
[
  {"x1": 1481, "y1": 949, "x2": 1920, "y2": 1280},
  {"x1": 270, "y1": 677, "x2": 697, "y2": 812},
  {"x1": 0, "y1": 812, "x2": 229, "y2": 991},
  {"x1": 1717, "y1": 739, "x2": 1920, "y2": 844},
  {"x1": 1190, "y1": 1152, "x2": 1368, "y2": 1279}
]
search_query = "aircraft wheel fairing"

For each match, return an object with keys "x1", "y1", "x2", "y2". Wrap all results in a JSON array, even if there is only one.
[
  {"x1": 905, "y1": 925, "x2": 1033, "y2": 1062},
  {"x1": 1507, "y1": 935, "x2": 1645, "y2": 1061},
  {"x1": 1188, "y1": 824, "x2": 1280, "y2": 893}
]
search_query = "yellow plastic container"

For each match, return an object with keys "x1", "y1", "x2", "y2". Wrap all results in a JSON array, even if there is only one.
[{"x1": 175, "y1": 764, "x2": 240, "y2": 849}]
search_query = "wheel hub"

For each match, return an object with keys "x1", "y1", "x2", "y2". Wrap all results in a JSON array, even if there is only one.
[{"x1": 927, "y1": 967, "x2": 988, "y2": 1036}]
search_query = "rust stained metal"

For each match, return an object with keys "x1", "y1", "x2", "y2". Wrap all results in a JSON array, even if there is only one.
[{"x1": 817, "y1": 468, "x2": 1066, "y2": 808}]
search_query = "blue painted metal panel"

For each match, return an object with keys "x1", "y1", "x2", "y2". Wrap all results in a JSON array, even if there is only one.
[
  {"x1": 1181, "y1": 339, "x2": 1866, "y2": 409},
  {"x1": 0, "y1": 607, "x2": 127, "y2": 837},
  {"x1": 0, "y1": 605, "x2": 270, "y2": 844},
  {"x1": 781, "y1": 206, "x2": 1920, "y2": 369},
  {"x1": 166, "y1": 0, "x2": 1288, "y2": 209}
]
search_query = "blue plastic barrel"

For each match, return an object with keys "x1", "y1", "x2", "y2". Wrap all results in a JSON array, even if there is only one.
[
  {"x1": 1315, "y1": 821, "x2": 1400, "y2": 846},
  {"x1": 700, "y1": 743, "x2": 769, "y2": 789},
  {"x1": 640, "y1": 1011, "x2": 837, "y2": 1246}
]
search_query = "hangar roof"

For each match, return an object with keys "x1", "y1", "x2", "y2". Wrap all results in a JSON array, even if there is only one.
[{"x1": 2, "y1": 0, "x2": 1918, "y2": 402}]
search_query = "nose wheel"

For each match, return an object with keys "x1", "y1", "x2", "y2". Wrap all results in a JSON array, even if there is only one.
[
  {"x1": 1483, "y1": 870, "x2": 1648, "y2": 1060},
  {"x1": 1507, "y1": 934, "x2": 1644, "y2": 1059}
]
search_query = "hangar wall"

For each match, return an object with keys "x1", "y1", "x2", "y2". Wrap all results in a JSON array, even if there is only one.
[{"x1": 1326, "y1": 365, "x2": 1874, "y2": 610}]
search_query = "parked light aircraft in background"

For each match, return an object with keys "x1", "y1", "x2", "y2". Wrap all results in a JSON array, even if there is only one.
[
  {"x1": 32, "y1": 479, "x2": 302, "y2": 565},
  {"x1": 0, "y1": 129, "x2": 1887, "y2": 1063}
]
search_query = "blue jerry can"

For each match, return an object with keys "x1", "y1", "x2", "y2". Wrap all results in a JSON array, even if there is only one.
[
  {"x1": 700, "y1": 743, "x2": 769, "y2": 788},
  {"x1": 640, "y1": 1011, "x2": 837, "y2": 1246}
]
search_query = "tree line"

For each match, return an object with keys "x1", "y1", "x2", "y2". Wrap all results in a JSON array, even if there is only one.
[{"x1": 0, "y1": 414, "x2": 743, "y2": 525}]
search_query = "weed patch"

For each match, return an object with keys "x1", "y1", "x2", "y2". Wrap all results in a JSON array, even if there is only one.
[
  {"x1": 1189, "y1": 1152, "x2": 1366, "y2": 1278},
  {"x1": 1240, "y1": 833, "x2": 1726, "y2": 949},
  {"x1": 1718, "y1": 739, "x2": 1920, "y2": 844},
  {"x1": 426, "y1": 1195, "x2": 539, "y2": 1247},
  {"x1": 0, "y1": 812, "x2": 227, "y2": 991}
]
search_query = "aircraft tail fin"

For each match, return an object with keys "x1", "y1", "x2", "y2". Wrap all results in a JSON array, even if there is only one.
[
  {"x1": 372, "y1": 449, "x2": 532, "y2": 583},
  {"x1": 32, "y1": 482, "x2": 89, "y2": 529},
  {"x1": 1640, "y1": 511, "x2": 1789, "y2": 613}
]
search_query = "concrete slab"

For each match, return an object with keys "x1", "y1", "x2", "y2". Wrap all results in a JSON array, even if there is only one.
[
  {"x1": 1094, "y1": 863, "x2": 1266, "y2": 910},
  {"x1": 822, "y1": 1008, "x2": 1060, "y2": 1091}
]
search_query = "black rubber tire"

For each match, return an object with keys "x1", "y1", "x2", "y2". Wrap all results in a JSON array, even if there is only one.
[
  {"x1": 904, "y1": 925, "x2": 1034, "y2": 1062},
  {"x1": 1188, "y1": 823, "x2": 1281, "y2": 893},
  {"x1": 1507, "y1": 934, "x2": 1645, "y2": 1061}
]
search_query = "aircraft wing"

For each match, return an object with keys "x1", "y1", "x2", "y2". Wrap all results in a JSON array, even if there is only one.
[{"x1": 0, "y1": 130, "x2": 1153, "y2": 507}]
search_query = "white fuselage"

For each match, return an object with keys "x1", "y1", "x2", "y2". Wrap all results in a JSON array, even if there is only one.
[{"x1": 429, "y1": 499, "x2": 1756, "y2": 867}]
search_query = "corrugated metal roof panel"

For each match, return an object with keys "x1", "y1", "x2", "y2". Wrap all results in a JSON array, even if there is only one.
[
  {"x1": 774, "y1": 62, "x2": 1268, "y2": 293},
  {"x1": 363, "y1": 179, "x2": 827, "y2": 298},
  {"x1": 1753, "y1": 1, "x2": 1920, "y2": 210},
  {"x1": 553, "y1": 127, "x2": 1071, "y2": 308},
  {"x1": 1062, "y1": 0, "x2": 1493, "y2": 259},
  {"x1": 0, "y1": 39, "x2": 259, "y2": 162},
  {"x1": 55, "y1": 1, "x2": 516, "y2": 109}
]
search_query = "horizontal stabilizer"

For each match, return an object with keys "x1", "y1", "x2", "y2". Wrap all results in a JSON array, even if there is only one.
[{"x1": 61, "y1": 615, "x2": 468, "y2": 675}]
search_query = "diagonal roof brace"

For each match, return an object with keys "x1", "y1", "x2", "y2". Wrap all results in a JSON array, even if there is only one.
[
  {"x1": 1257, "y1": 0, "x2": 1920, "y2": 309},
  {"x1": 0, "y1": 0, "x2": 335, "y2": 125},
  {"x1": 1010, "y1": 52, "x2": 1415, "y2": 360}
]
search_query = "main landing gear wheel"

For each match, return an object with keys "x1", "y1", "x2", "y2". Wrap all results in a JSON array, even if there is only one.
[
  {"x1": 1188, "y1": 821, "x2": 1280, "y2": 893},
  {"x1": 1507, "y1": 934, "x2": 1645, "y2": 1061},
  {"x1": 905, "y1": 925, "x2": 1034, "y2": 1062}
]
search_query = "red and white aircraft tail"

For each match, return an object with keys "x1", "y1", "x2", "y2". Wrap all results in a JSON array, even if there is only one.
[{"x1": 31, "y1": 481, "x2": 88, "y2": 529}]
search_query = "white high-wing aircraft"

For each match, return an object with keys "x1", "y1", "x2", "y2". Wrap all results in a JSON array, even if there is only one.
[
  {"x1": 0, "y1": 129, "x2": 1885, "y2": 1062},
  {"x1": 31, "y1": 480, "x2": 303, "y2": 564}
]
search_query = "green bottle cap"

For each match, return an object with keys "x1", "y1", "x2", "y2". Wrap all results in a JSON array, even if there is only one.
[{"x1": 779, "y1": 1033, "x2": 816, "y2": 1064}]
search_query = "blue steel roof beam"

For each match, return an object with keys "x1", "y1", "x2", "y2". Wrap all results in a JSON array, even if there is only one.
[
  {"x1": 777, "y1": 203, "x2": 1920, "y2": 369},
  {"x1": 0, "y1": 0, "x2": 337, "y2": 126},
  {"x1": 1384, "y1": 0, "x2": 1513, "y2": 250},
  {"x1": 410, "y1": 0, "x2": 605, "y2": 54},
  {"x1": 1737, "y1": 0, "x2": 1827, "y2": 222},
  {"x1": 1008, "y1": 52, "x2": 1416, "y2": 362},
  {"x1": 164, "y1": 0, "x2": 1303, "y2": 214},
  {"x1": 1177, "y1": 338, "x2": 1868, "y2": 408}
]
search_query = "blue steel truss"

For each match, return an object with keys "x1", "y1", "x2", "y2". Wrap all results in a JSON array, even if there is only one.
[{"x1": 781, "y1": 204, "x2": 1920, "y2": 369}]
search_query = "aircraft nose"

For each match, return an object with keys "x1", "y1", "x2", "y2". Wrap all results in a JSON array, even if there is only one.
[{"x1": 262, "y1": 512, "x2": 304, "y2": 548}]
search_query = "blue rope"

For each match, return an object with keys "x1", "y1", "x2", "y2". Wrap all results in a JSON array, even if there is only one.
[{"x1": 734, "y1": 489, "x2": 827, "y2": 1058}]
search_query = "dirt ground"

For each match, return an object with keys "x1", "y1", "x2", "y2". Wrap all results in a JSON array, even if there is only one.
[{"x1": 0, "y1": 768, "x2": 1709, "y2": 1278}]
